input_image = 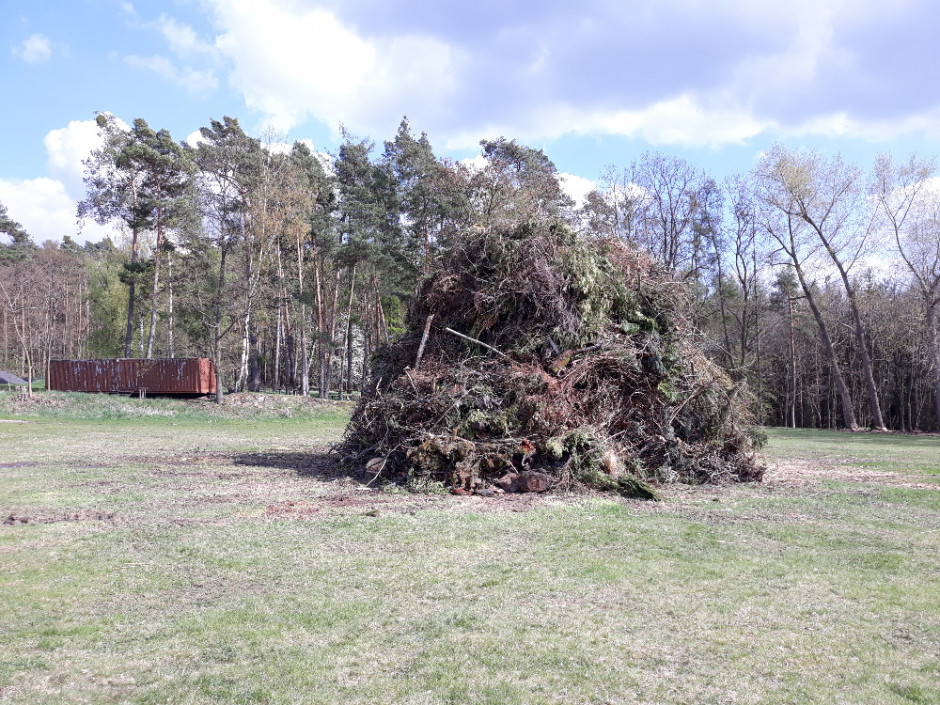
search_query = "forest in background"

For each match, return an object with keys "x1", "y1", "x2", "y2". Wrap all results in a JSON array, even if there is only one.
[{"x1": 1, "y1": 114, "x2": 939, "y2": 431}]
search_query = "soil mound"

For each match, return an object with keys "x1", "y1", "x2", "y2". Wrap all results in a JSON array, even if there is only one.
[{"x1": 340, "y1": 221, "x2": 763, "y2": 498}]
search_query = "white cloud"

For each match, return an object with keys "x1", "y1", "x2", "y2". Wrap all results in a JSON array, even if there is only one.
[
  {"x1": 208, "y1": 0, "x2": 461, "y2": 134},
  {"x1": 558, "y1": 173, "x2": 595, "y2": 208},
  {"x1": 783, "y1": 108, "x2": 940, "y2": 142},
  {"x1": 448, "y1": 91, "x2": 940, "y2": 153},
  {"x1": 445, "y1": 95, "x2": 770, "y2": 151},
  {"x1": 459, "y1": 155, "x2": 488, "y2": 173},
  {"x1": 125, "y1": 54, "x2": 218, "y2": 95},
  {"x1": 0, "y1": 178, "x2": 117, "y2": 246},
  {"x1": 43, "y1": 120, "x2": 106, "y2": 201},
  {"x1": 185, "y1": 129, "x2": 206, "y2": 148},
  {"x1": 126, "y1": 0, "x2": 940, "y2": 154},
  {"x1": 12, "y1": 34, "x2": 52, "y2": 63},
  {"x1": 726, "y1": 3, "x2": 837, "y2": 99},
  {"x1": 579, "y1": 95, "x2": 770, "y2": 148},
  {"x1": 158, "y1": 15, "x2": 216, "y2": 57},
  {"x1": 263, "y1": 138, "x2": 332, "y2": 171},
  {"x1": 125, "y1": 53, "x2": 176, "y2": 81},
  {"x1": 0, "y1": 119, "x2": 129, "y2": 245}
]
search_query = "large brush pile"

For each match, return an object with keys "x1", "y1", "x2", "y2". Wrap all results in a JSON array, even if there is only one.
[{"x1": 340, "y1": 221, "x2": 764, "y2": 498}]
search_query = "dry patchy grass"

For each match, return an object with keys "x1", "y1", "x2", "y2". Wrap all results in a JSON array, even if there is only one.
[{"x1": 0, "y1": 399, "x2": 938, "y2": 704}]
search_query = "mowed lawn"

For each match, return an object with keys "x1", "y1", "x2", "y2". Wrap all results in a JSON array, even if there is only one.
[{"x1": 1, "y1": 394, "x2": 938, "y2": 705}]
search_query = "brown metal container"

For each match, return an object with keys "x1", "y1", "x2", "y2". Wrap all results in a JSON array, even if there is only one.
[{"x1": 48, "y1": 358, "x2": 217, "y2": 395}]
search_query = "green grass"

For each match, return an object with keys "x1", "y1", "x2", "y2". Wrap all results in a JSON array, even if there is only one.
[
  {"x1": 1, "y1": 402, "x2": 939, "y2": 704},
  {"x1": 765, "y1": 427, "x2": 940, "y2": 478},
  {"x1": 0, "y1": 389, "x2": 353, "y2": 425}
]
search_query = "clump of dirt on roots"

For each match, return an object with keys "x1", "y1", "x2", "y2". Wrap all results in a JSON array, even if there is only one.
[{"x1": 339, "y1": 221, "x2": 764, "y2": 499}]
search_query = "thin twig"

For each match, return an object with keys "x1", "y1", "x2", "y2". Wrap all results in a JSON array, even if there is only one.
[{"x1": 443, "y1": 327, "x2": 508, "y2": 359}]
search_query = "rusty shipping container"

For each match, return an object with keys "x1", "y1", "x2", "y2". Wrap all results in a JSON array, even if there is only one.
[{"x1": 48, "y1": 358, "x2": 217, "y2": 395}]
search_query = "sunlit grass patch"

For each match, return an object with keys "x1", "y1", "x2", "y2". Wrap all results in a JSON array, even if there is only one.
[
  {"x1": 0, "y1": 410, "x2": 938, "y2": 703},
  {"x1": 765, "y1": 427, "x2": 940, "y2": 479}
]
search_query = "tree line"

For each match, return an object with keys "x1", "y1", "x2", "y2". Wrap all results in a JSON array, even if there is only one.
[{"x1": 1, "y1": 114, "x2": 938, "y2": 429}]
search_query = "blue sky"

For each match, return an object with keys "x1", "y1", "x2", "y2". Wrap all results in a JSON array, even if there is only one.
[{"x1": 3, "y1": 0, "x2": 940, "y2": 244}]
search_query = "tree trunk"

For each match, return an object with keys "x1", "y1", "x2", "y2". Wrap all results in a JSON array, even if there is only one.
[
  {"x1": 213, "y1": 244, "x2": 228, "y2": 404},
  {"x1": 274, "y1": 305, "x2": 282, "y2": 391},
  {"x1": 236, "y1": 317, "x2": 250, "y2": 391},
  {"x1": 249, "y1": 332, "x2": 261, "y2": 392},
  {"x1": 788, "y1": 296, "x2": 797, "y2": 429},
  {"x1": 146, "y1": 205, "x2": 164, "y2": 359},
  {"x1": 361, "y1": 296, "x2": 371, "y2": 391},
  {"x1": 372, "y1": 273, "x2": 389, "y2": 345},
  {"x1": 291, "y1": 231, "x2": 310, "y2": 397},
  {"x1": 833, "y1": 261, "x2": 887, "y2": 430},
  {"x1": 124, "y1": 224, "x2": 139, "y2": 358},
  {"x1": 342, "y1": 264, "x2": 357, "y2": 396},
  {"x1": 313, "y1": 252, "x2": 325, "y2": 398},
  {"x1": 793, "y1": 261, "x2": 858, "y2": 431},
  {"x1": 322, "y1": 269, "x2": 342, "y2": 398},
  {"x1": 926, "y1": 298, "x2": 940, "y2": 427},
  {"x1": 167, "y1": 251, "x2": 174, "y2": 358}
]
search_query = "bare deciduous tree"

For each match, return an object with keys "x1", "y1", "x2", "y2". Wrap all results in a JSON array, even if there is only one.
[
  {"x1": 873, "y1": 154, "x2": 940, "y2": 424},
  {"x1": 756, "y1": 145, "x2": 886, "y2": 430}
]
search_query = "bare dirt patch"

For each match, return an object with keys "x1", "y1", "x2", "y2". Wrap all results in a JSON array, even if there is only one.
[
  {"x1": 152, "y1": 447, "x2": 940, "y2": 521},
  {"x1": 762, "y1": 458, "x2": 940, "y2": 490},
  {"x1": 25, "y1": 440, "x2": 934, "y2": 534},
  {"x1": 135, "y1": 446, "x2": 599, "y2": 519}
]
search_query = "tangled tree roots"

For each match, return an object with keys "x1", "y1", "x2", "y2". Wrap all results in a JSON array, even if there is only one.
[{"x1": 339, "y1": 221, "x2": 764, "y2": 498}]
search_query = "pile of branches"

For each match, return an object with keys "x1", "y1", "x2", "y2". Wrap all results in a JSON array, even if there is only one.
[{"x1": 339, "y1": 221, "x2": 764, "y2": 498}]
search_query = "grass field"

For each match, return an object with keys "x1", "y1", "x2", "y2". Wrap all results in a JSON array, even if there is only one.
[{"x1": 1, "y1": 392, "x2": 939, "y2": 704}]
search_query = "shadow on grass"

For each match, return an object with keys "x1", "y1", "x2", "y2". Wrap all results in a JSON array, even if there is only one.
[{"x1": 233, "y1": 450, "x2": 355, "y2": 480}]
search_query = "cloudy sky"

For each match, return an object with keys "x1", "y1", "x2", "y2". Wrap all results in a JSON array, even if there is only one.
[{"x1": 3, "y1": 0, "x2": 940, "y2": 243}]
